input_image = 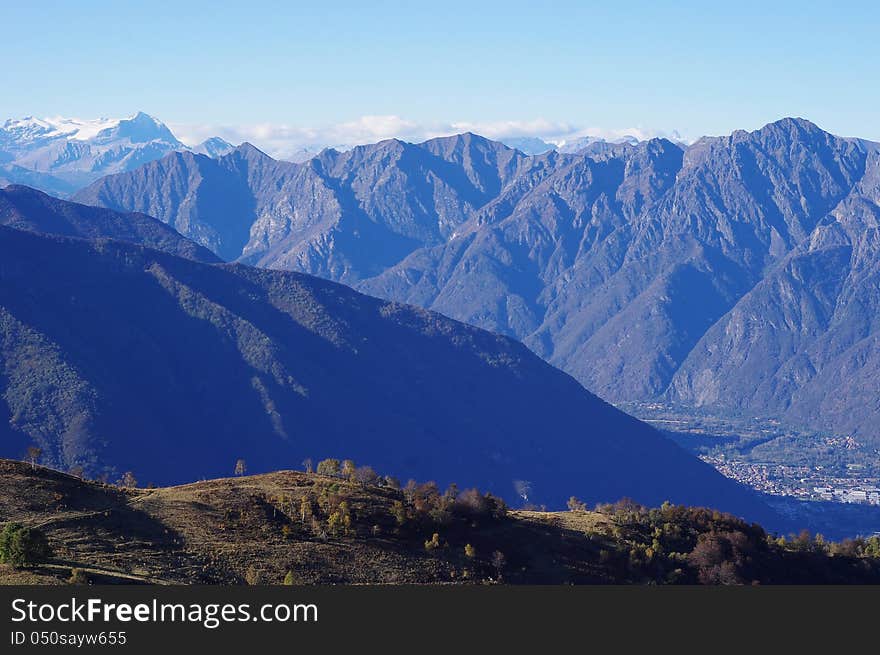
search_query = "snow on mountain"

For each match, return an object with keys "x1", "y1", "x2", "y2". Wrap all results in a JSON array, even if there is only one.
[
  {"x1": 191, "y1": 136, "x2": 235, "y2": 158},
  {"x1": 1, "y1": 116, "x2": 124, "y2": 144},
  {"x1": 0, "y1": 112, "x2": 231, "y2": 197},
  {"x1": 501, "y1": 133, "x2": 687, "y2": 155},
  {"x1": 90, "y1": 111, "x2": 182, "y2": 145},
  {"x1": 555, "y1": 134, "x2": 641, "y2": 153}
]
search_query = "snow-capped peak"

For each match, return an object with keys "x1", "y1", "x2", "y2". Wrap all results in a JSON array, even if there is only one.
[
  {"x1": 1, "y1": 112, "x2": 177, "y2": 144},
  {"x1": 94, "y1": 112, "x2": 181, "y2": 145},
  {"x1": 191, "y1": 136, "x2": 235, "y2": 158},
  {"x1": 0, "y1": 112, "x2": 229, "y2": 197}
]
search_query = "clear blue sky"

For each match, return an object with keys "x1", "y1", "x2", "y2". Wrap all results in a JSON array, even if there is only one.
[{"x1": 3, "y1": 0, "x2": 879, "y2": 140}]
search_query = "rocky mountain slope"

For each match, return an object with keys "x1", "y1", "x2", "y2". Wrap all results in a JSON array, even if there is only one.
[
  {"x1": 74, "y1": 134, "x2": 532, "y2": 277},
  {"x1": 75, "y1": 144, "x2": 299, "y2": 261},
  {"x1": 73, "y1": 118, "x2": 880, "y2": 444},
  {"x1": 363, "y1": 120, "x2": 875, "y2": 408},
  {"x1": 0, "y1": 225, "x2": 772, "y2": 520},
  {"x1": 669, "y1": 140, "x2": 880, "y2": 436}
]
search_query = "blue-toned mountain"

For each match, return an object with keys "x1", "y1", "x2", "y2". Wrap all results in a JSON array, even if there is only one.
[
  {"x1": 0, "y1": 224, "x2": 773, "y2": 522},
  {"x1": 73, "y1": 119, "x2": 880, "y2": 444}
]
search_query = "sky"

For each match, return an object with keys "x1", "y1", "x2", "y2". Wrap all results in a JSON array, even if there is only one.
[{"x1": 2, "y1": 0, "x2": 879, "y2": 154}]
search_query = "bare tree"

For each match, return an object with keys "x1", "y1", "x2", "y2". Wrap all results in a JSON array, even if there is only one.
[
  {"x1": 234, "y1": 459, "x2": 247, "y2": 476},
  {"x1": 491, "y1": 550, "x2": 507, "y2": 579},
  {"x1": 300, "y1": 496, "x2": 314, "y2": 524},
  {"x1": 513, "y1": 479, "x2": 532, "y2": 505},
  {"x1": 567, "y1": 496, "x2": 587, "y2": 512},
  {"x1": 119, "y1": 471, "x2": 138, "y2": 488},
  {"x1": 302, "y1": 458, "x2": 314, "y2": 474},
  {"x1": 354, "y1": 465, "x2": 379, "y2": 486},
  {"x1": 25, "y1": 446, "x2": 42, "y2": 471}
]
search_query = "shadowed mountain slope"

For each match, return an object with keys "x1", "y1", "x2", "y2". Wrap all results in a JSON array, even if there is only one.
[
  {"x1": 0, "y1": 185, "x2": 219, "y2": 263},
  {"x1": 0, "y1": 226, "x2": 772, "y2": 522}
]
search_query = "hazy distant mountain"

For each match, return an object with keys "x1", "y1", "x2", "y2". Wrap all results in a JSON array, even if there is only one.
[
  {"x1": 280, "y1": 145, "x2": 347, "y2": 163},
  {"x1": 72, "y1": 118, "x2": 880, "y2": 444},
  {"x1": 190, "y1": 136, "x2": 235, "y2": 158},
  {"x1": 499, "y1": 136, "x2": 555, "y2": 154},
  {"x1": 556, "y1": 134, "x2": 641, "y2": 153},
  {"x1": 500, "y1": 134, "x2": 688, "y2": 155},
  {"x1": 0, "y1": 184, "x2": 219, "y2": 263},
  {"x1": 0, "y1": 112, "x2": 234, "y2": 197},
  {"x1": 0, "y1": 165, "x2": 78, "y2": 197},
  {"x1": 0, "y1": 224, "x2": 772, "y2": 521}
]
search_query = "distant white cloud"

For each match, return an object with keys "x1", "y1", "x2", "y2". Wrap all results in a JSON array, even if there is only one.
[{"x1": 169, "y1": 115, "x2": 689, "y2": 161}]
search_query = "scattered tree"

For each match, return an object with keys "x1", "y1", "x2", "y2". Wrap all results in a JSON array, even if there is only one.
[
  {"x1": 300, "y1": 496, "x2": 314, "y2": 525},
  {"x1": 354, "y1": 465, "x2": 379, "y2": 486},
  {"x1": 391, "y1": 500, "x2": 408, "y2": 526},
  {"x1": 68, "y1": 568, "x2": 89, "y2": 585},
  {"x1": 244, "y1": 566, "x2": 262, "y2": 585},
  {"x1": 302, "y1": 458, "x2": 314, "y2": 474},
  {"x1": 118, "y1": 471, "x2": 138, "y2": 488},
  {"x1": 424, "y1": 532, "x2": 442, "y2": 551},
  {"x1": 464, "y1": 543, "x2": 476, "y2": 559},
  {"x1": 234, "y1": 459, "x2": 247, "y2": 476},
  {"x1": 316, "y1": 458, "x2": 341, "y2": 477},
  {"x1": 310, "y1": 518, "x2": 325, "y2": 539},
  {"x1": 283, "y1": 570, "x2": 295, "y2": 585},
  {"x1": 0, "y1": 523, "x2": 52, "y2": 568},
  {"x1": 567, "y1": 496, "x2": 587, "y2": 512},
  {"x1": 491, "y1": 550, "x2": 507, "y2": 579},
  {"x1": 327, "y1": 500, "x2": 353, "y2": 536},
  {"x1": 513, "y1": 479, "x2": 532, "y2": 504},
  {"x1": 25, "y1": 446, "x2": 42, "y2": 471}
]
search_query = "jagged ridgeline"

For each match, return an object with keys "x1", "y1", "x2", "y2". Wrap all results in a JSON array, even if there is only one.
[
  {"x1": 74, "y1": 119, "x2": 880, "y2": 445},
  {"x1": 0, "y1": 219, "x2": 771, "y2": 523}
]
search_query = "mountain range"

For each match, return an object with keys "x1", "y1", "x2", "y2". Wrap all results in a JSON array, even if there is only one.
[
  {"x1": 1, "y1": 111, "x2": 683, "y2": 197},
  {"x1": 70, "y1": 118, "x2": 880, "y2": 447},
  {"x1": 0, "y1": 112, "x2": 233, "y2": 197},
  {"x1": 0, "y1": 197, "x2": 772, "y2": 522}
]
